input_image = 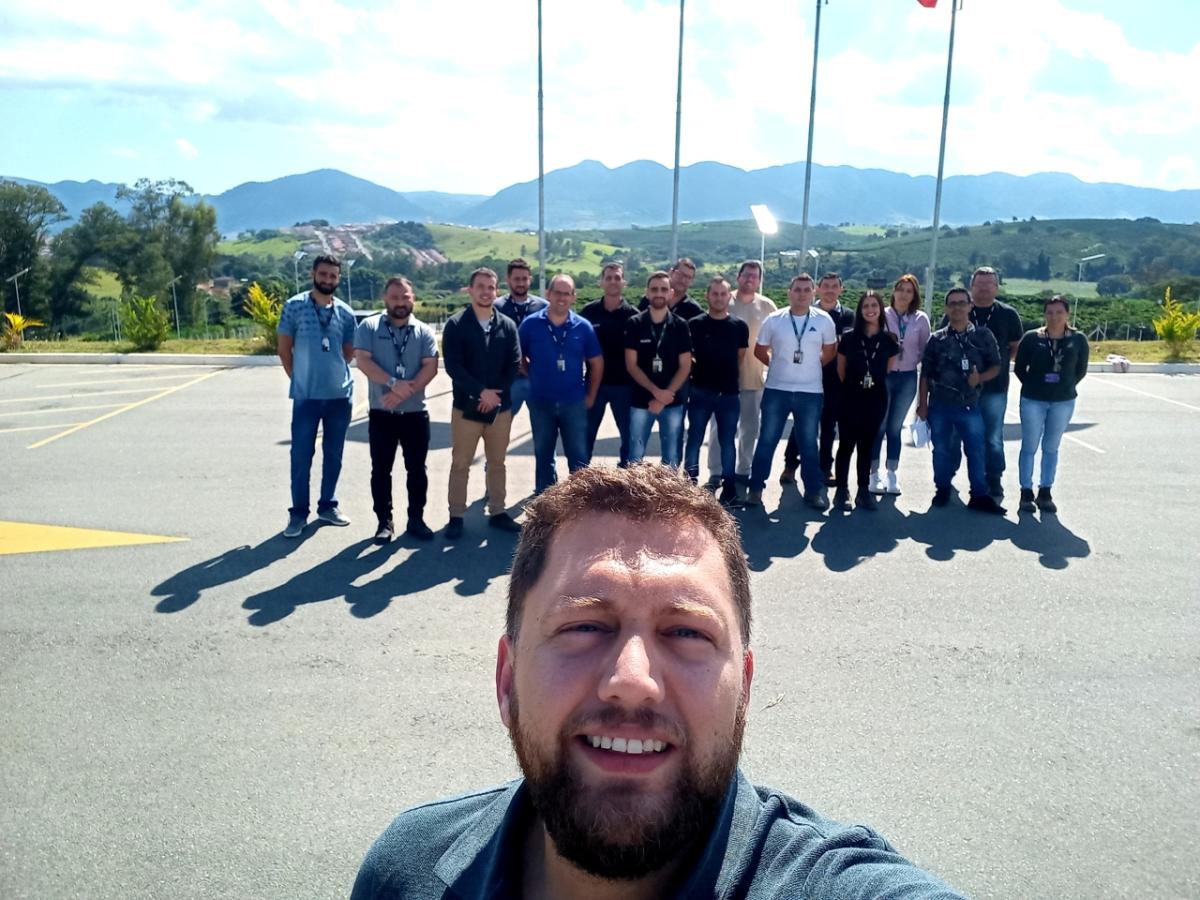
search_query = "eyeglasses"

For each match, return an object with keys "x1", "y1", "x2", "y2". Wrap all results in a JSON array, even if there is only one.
[{"x1": 945, "y1": 300, "x2": 970, "y2": 307}]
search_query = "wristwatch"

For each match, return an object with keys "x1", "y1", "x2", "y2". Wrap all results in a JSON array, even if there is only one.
[{"x1": 386, "y1": 377, "x2": 398, "y2": 390}]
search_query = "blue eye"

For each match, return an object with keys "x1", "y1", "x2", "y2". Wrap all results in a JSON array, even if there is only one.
[{"x1": 669, "y1": 627, "x2": 706, "y2": 640}]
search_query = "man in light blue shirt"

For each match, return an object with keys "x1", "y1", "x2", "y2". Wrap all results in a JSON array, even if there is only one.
[{"x1": 277, "y1": 254, "x2": 358, "y2": 538}]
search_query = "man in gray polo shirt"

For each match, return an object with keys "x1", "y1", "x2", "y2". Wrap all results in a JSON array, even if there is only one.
[{"x1": 353, "y1": 277, "x2": 440, "y2": 543}]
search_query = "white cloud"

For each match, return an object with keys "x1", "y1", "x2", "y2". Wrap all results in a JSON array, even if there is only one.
[{"x1": 176, "y1": 138, "x2": 199, "y2": 160}]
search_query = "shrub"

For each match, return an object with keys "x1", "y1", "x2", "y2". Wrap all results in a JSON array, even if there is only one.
[
  {"x1": 243, "y1": 282, "x2": 282, "y2": 352},
  {"x1": 2, "y1": 312, "x2": 45, "y2": 350},
  {"x1": 120, "y1": 296, "x2": 170, "y2": 351},
  {"x1": 1152, "y1": 287, "x2": 1200, "y2": 360}
]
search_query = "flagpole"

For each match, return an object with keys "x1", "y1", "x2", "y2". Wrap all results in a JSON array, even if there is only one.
[
  {"x1": 537, "y1": 0, "x2": 546, "y2": 296},
  {"x1": 669, "y1": 0, "x2": 685, "y2": 264},
  {"x1": 799, "y1": 0, "x2": 824, "y2": 263},
  {"x1": 925, "y1": 0, "x2": 959, "y2": 309}
]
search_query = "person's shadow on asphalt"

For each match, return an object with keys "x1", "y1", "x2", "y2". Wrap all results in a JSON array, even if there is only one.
[
  {"x1": 808, "y1": 494, "x2": 905, "y2": 571},
  {"x1": 150, "y1": 529, "x2": 318, "y2": 614},
  {"x1": 736, "y1": 486, "x2": 814, "y2": 573}
]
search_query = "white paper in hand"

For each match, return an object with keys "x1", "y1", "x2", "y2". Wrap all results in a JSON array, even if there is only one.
[{"x1": 908, "y1": 417, "x2": 931, "y2": 448}]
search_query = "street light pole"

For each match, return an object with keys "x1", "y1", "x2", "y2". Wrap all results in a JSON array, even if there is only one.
[
  {"x1": 750, "y1": 205, "x2": 778, "y2": 270},
  {"x1": 799, "y1": 0, "x2": 825, "y2": 261},
  {"x1": 168, "y1": 275, "x2": 183, "y2": 340},
  {"x1": 1074, "y1": 253, "x2": 1105, "y2": 328},
  {"x1": 345, "y1": 259, "x2": 357, "y2": 307},
  {"x1": 807, "y1": 249, "x2": 821, "y2": 281},
  {"x1": 6, "y1": 267, "x2": 31, "y2": 316},
  {"x1": 292, "y1": 250, "x2": 305, "y2": 294},
  {"x1": 669, "y1": 0, "x2": 686, "y2": 264}
]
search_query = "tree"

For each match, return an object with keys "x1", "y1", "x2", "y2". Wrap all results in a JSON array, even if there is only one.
[
  {"x1": 0, "y1": 181, "x2": 67, "y2": 316},
  {"x1": 1096, "y1": 274, "x2": 1133, "y2": 297}
]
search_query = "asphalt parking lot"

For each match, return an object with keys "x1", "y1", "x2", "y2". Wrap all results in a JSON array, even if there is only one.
[{"x1": 1, "y1": 361, "x2": 1197, "y2": 899}]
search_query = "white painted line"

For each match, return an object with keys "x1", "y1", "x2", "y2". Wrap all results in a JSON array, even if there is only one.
[
  {"x1": 33, "y1": 373, "x2": 202, "y2": 389},
  {"x1": 1064, "y1": 434, "x2": 1106, "y2": 454},
  {"x1": 0, "y1": 422, "x2": 88, "y2": 434},
  {"x1": 0, "y1": 403, "x2": 126, "y2": 418},
  {"x1": 0, "y1": 386, "x2": 174, "y2": 404},
  {"x1": 1096, "y1": 378, "x2": 1200, "y2": 413}
]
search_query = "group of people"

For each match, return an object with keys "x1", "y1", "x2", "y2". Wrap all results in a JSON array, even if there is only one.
[{"x1": 277, "y1": 254, "x2": 1088, "y2": 541}]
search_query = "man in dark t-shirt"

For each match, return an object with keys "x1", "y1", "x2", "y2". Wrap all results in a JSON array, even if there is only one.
[
  {"x1": 351, "y1": 465, "x2": 966, "y2": 900},
  {"x1": 625, "y1": 271, "x2": 693, "y2": 466},
  {"x1": 580, "y1": 262, "x2": 639, "y2": 465},
  {"x1": 684, "y1": 276, "x2": 749, "y2": 505},
  {"x1": 637, "y1": 256, "x2": 704, "y2": 321}
]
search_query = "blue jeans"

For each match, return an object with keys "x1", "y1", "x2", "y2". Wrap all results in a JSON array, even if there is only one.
[
  {"x1": 684, "y1": 387, "x2": 740, "y2": 484},
  {"x1": 750, "y1": 388, "x2": 823, "y2": 493},
  {"x1": 928, "y1": 401, "x2": 988, "y2": 497},
  {"x1": 528, "y1": 400, "x2": 589, "y2": 493},
  {"x1": 1019, "y1": 397, "x2": 1075, "y2": 489},
  {"x1": 950, "y1": 389, "x2": 1007, "y2": 489},
  {"x1": 628, "y1": 404, "x2": 685, "y2": 467},
  {"x1": 872, "y1": 370, "x2": 918, "y2": 468},
  {"x1": 290, "y1": 397, "x2": 352, "y2": 516},
  {"x1": 585, "y1": 383, "x2": 632, "y2": 466},
  {"x1": 509, "y1": 376, "x2": 532, "y2": 418}
]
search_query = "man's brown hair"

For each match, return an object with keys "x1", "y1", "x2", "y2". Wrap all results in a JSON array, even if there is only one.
[
  {"x1": 469, "y1": 267, "x2": 498, "y2": 288},
  {"x1": 506, "y1": 464, "x2": 752, "y2": 647}
]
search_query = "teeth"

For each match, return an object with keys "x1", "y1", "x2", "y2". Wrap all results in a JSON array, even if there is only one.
[
  {"x1": 611, "y1": 737, "x2": 627, "y2": 753},
  {"x1": 600, "y1": 736, "x2": 613, "y2": 750},
  {"x1": 590, "y1": 736, "x2": 601, "y2": 748},
  {"x1": 586, "y1": 736, "x2": 668, "y2": 754},
  {"x1": 627, "y1": 739, "x2": 643, "y2": 754}
]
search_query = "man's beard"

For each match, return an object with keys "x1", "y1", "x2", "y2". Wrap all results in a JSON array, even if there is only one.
[
  {"x1": 312, "y1": 279, "x2": 337, "y2": 297},
  {"x1": 507, "y1": 689, "x2": 745, "y2": 882},
  {"x1": 387, "y1": 306, "x2": 411, "y2": 322}
]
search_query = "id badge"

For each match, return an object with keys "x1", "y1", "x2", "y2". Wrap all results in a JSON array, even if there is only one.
[
  {"x1": 862, "y1": 373, "x2": 874, "y2": 390},
  {"x1": 556, "y1": 356, "x2": 566, "y2": 372},
  {"x1": 321, "y1": 337, "x2": 331, "y2": 353},
  {"x1": 1044, "y1": 373, "x2": 1061, "y2": 384},
  {"x1": 793, "y1": 350, "x2": 803, "y2": 365},
  {"x1": 960, "y1": 357, "x2": 970, "y2": 372},
  {"x1": 652, "y1": 356, "x2": 663, "y2": 374}
]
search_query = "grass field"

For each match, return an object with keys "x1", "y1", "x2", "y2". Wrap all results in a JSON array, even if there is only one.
[
  {"x1": 426, "y1": 224, "x2": 620, "y2": 275},
  {"x1": 1005, "y1": 278, "x2": 1100, "y2": 298},
  {"x1": 1091, "y1": 340, "x2": 1199, "y2": 362},
  {"x1": 217, "y1": 235, "x2": 302, "y2": 258},
  {"x1": 81, "y1": 268, "x2": 123, "y2": 301},
  {"x1": 837, "y1": 225, "x2": 887, "y2": 237},
  {"x1": 12, "y1": 337, "x2": 275, "y2": 355}
]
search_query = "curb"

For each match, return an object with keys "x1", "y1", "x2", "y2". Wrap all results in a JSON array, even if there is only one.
[
  {"x1": 1085, "y1": 361, "x2": 1200, "y2": 374},
  {"x1": 0, "y1": 353, "x2": 280, "y2": 367}
]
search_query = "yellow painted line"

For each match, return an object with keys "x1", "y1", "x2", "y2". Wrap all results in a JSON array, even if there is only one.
[
  {"x1": 34, "y1": 373, "x2": 207, "y2": 389},
  {"x1": 28, "y1": 369, "x2": 224, "y2": 450},
  {"x1": 0, "y1": 422, "x2": 89, "y2": 434},
  {"x1": 0, "y1": 386, "x2": 175, "y2": 404},
  {"x1": 0, "y1": 403, "x2": 126, "y2": 418},
  {"x1": 0, "y1": 520, "x2": 186, "y2": 556}
]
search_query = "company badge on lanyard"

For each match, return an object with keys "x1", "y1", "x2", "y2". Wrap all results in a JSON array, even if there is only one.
[
  {"x1": 386, "y1": 321, "x2": 413, "y2": 380},
  {"x1": 790, "y1": 310, "x2": 812, "y2": 364},
  {"x1": 650, "y1": 321, "x2": 667, "y2": 373},
  {"x1": 547, "y1": 319, "x2": 569, "y2": 372},
  {"x1": 313, "y1": 297, "x2": 336, "y2": 352},
  {"x1": 1045, "y1": 336, "x2": 1063, "y2": 384}
]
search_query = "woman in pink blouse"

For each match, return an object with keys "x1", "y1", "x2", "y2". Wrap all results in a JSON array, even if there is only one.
[{"x1": 870, "y1": 273, "x2": 931, "y2": 495}]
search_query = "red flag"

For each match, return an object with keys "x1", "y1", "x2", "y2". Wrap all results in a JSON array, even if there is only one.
[{"x1": 917, "y1": 0, "x2": 938, "y2": 6}]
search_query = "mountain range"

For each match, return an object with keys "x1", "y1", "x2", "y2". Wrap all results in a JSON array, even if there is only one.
[{"x1": 9, "y1": 160, "x2": 1199, "y2": 235}]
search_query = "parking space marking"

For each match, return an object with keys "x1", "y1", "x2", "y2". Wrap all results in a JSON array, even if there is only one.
[
  {"x1": 1064, "y1": 434, "x2": 1106, "y2": 454},
  {"x1": 0, "y1": 423, "x2": 88, "y2": 434},
  {"x1": 0, "y1": 403, "x2": 127, "y2": 418},
  {"x1": 28, "y1": 369, "x2": 224, "y2": 450},
  {"x1": 33, "y1": 372, "x2": 212, "y2": 389},
  {"x1": 0, "y1": 386, "x2": 185, "y2": 404},
  {"x1": 0, "y1": 520, "x2": 186, "y2": 556},
  {"x1": 1095, "y1": 378, "x2": 1200, "y2": 413}
]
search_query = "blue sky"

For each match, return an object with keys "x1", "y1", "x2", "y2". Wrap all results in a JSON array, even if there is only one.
[{"x1": 1, "y1": 0, "x2": 1197, "y2": 196}]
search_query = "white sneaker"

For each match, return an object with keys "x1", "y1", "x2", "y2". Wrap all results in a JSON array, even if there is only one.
[
  {"x1": 885, "y1": 470, "x2": 901, "y2": 495},
  {"x1": 868, "y1": 470, "x2": 885, "y2": 495}
]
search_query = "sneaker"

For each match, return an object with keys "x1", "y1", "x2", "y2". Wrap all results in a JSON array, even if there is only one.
[
  {"x1": 856, "y1": 490, "x2": 878, "y2": 511},
  {"x1": 778, "y1": 465, "x2": 797, "y2": 486},
  {"x1": 444, "y1": 517, "x2": 464, "y2": 540},
  {"x1": 868, "y1": 470, "x2": 885, "y2": 494},
  {"x1": 1019, "y1": 489, "x2": 1036, "y2": 513},
  {"x1": 717, "y1": 483, "x2": 741, "y2": 507},
  {"x1": 283, "y1": 513, "x2": 306, "y2": 538},
  {"x1": 317, "y1": 507, "x2": 351, "y2": 527},
  {"x1": 931, "y1": 486, "x2": 952, "y2": 508},
  {"x1": 488, "y1": 513, "x2": 522, "y2": 534},
  {"x1": 1036, "y1": 487, "x2": 1057, "y2": 514},
  {"x1": 703, "y1": 475, "x2": 722, "y2": 492},
  {"x1": 744, "y1": 488, "x2": 763, "y2": 507},
  {"x1": 804, "y1": 489, "x2": 830, "y2": 512},
  {"x1": 833, "y1": 487, "x2": 852, "y2": 511},
  {"x1": 374, "y1": 521, "x2": 394, "y2": 544},
  {"x1": 405, "y1": 518, "x2": 434, "y2": 541},
  {"x1": 967, "y1": 494, "x2": 1007, "y2": 515},
  {"x1": 885, "y1": 470, "x2": 901, "y2": 495}
]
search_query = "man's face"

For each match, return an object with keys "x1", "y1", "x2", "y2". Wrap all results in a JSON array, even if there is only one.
[
  {"x1": 946, "y1": 293, "x2": 971, "y2": 326},
  {"x1": 496, "y1": 513, "x2": 753, "y2": 880},
  {"x1": 508, "y1": 267, "x2": 533, "y2": 299},
  {"x1": 707, "y1": 281, "x2": 731, "y2": 316},
  {"x1": 312, "y1": 263, "x2": 340, "y2": 297},
  {"x1": 470, "y1": 275, "x2": 498, "y2": 307},
  {"x1": 736, "y1": 266, "x2": 761, "y2": 295},
  {"x1": 971, "y1": 273, "x2": 999, "y2": 304},
  {"x1": 817, "y1": 277, "x2": 843, "y2": 307},
  {"x1": 601, "y1": 267, "x2": 626, "y2": 299},
  {"x1": 383, "y1": 283, "x2": 414, "y2": 322},
  {"x1": 547, "y1": 278, "x2": 576, "y2": 316},
  {"x1": 646, "y1": 277, "x2": 671, "y2": 310},
  {"x1": 669, "y1": 264, "x2": 696, "y2": 298},
  {"x1": 788, "y1": 279, "x2": 815, "y2": 310}
]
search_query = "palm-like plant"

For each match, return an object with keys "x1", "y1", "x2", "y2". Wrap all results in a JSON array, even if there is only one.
[
  {"x1": 243, "y1": 283, "x2": 282, "y2": 352},
  {"x1": 2, "y1": 312, "x2": 45, "y2": 350},
  {"x1": 1153, "y1": 287, "x2": 1200, "y2": 361}
]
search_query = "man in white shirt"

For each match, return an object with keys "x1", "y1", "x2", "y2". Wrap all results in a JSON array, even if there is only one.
[{"x1": 745, "y1": 274, "x2": 837, "y2": 511}]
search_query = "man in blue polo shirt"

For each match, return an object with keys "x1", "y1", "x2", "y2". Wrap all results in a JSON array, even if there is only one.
[
  {"x1": 352, "y1": 465, "x2": 966, "y2": 899},
  {"x1": 276, "y1": 254, "x2": 358, "y2": 538},
  {"x1": 518, "y1": 274, "x2": 603, "y2": 495}
]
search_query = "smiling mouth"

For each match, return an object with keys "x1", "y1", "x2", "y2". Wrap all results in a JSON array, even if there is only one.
[{"x1": 582, "y1": 735, "x2": 670, "y2": 755}]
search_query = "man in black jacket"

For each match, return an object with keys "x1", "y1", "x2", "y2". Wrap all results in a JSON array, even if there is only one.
[{"x1": 442, "y1": 268, "x2": 523, "y2": 539}]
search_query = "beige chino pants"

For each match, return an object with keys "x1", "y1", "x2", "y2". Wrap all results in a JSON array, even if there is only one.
[{"x1": 448, "y1": 408, "x2": 513, "y2": 518}]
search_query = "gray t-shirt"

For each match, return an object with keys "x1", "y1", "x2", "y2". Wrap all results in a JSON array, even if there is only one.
[{"x1": 353, "y1": 314, "x2": 439, "y2": 413}]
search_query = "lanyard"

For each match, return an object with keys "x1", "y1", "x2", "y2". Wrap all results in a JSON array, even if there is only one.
[
  {"x1": 1047, "y1": 335, "x2": 1064, "y2": 372},
  {"x1": 789, "y1": 309, "x2": 813, "y2": 351},
  {"x1": 385, "y1": 321, "x2": 413, "y2": 362},
  {"x1": 546, "y1": 317, "x2": 569, "y2": 355},
  {"x1": 862, "y1": 332, "x2": 881, "y2": 370},
  {"x1": 951, "y1": 328, "x2": 973, "y2": 366},
  {"x1": 311, "y1": 296, "x2": 335, "y2": 334},
  {"x1": 508, "y1": 298, "x2": 533, "y2": 325},
  {"x1": 897, "y1": 312, "x2": 910, "y2": 341},
  {"x1": 649, "y1": 319, "x2": 668, "y2": 358},
  {"x1": 973, "y1": 305, "x2": 995, "y2": 333}
]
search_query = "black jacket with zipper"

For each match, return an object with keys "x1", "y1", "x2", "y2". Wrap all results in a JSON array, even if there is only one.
[{"x1": 441, "y1": 306, "x2": 521, "y2": 413}]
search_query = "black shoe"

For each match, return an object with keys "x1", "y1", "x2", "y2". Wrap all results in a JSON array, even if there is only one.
[
  {"x1": 823, "y1": 471, "x2": 838, "y2": 487},
  {"x1": 804, "y1": 489, "x2": 830, "y2": 512},
  {"x1": 967, "y1": 494, "x2": 1007, "y2": 515},
  {"x1": 988, "y1": 481, "x2": 1005, "y2": 501},
  {"x1": 833, "y1": 487, "x2": 852, "y2": 511},
  {"x1": 374, "y1": 520, "x2": 394, "y2": 544},
  {"x1": 778, "y1": 465, "x2": 797, "y2": 486},
  {"x1": 444, "y1": 516, "x2": 464, "y2": 540},
  {"x1": 931, "y1": 486, "x2": 952, "y2": 507},
  {"x1": 717, "y1": 482, "x2": 741, "y2": 507},
  {"x1": 405, "y1": 518, "x2": 434, "y2": 541},
  {"x1": 488, "y1": 513, "x2": 522, "y2": 534},
  {"x1": 855, "y1": 490, "x2": 878, "y2": 511},
  {"x1": 1036, "y1": 487, "x2": 1057, "y2": 513},
  {"x1": 1019, "y1": 489, "x2": 1036, "y2": 513}
]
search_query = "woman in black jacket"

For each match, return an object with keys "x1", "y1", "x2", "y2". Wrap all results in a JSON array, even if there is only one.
[{"x1": 1013, "y1": 295, "x2": 1089, "y2": 513}]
